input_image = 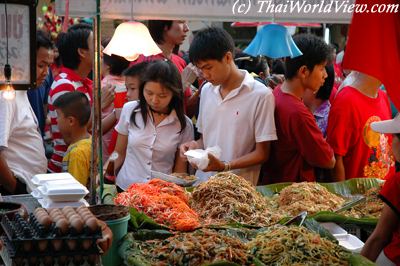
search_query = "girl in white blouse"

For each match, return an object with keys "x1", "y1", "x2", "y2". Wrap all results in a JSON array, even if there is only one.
[{"x1": 113, "y1": 60, "x2": 194, "y2": 191}]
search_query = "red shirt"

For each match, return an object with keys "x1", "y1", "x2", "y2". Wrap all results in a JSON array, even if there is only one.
[
  {"x1": 327, "y1": 86, "x2": 393, "y2": 179},
  {"x1": 263, "y1": 86, "x2": 334, "y2": 184},
  {"x1": 48, "y1": 67, "x2": 93, "y2": 173},
  {"x1": 379, "y1": 172, "x2": 400, "y2": 265}
]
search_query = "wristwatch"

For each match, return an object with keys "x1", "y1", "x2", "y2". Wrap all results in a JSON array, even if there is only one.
[{"x1": 223, "y1": 162, "x2": 231, "y2": 172}]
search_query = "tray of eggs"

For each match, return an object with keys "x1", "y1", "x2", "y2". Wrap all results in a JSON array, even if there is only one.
[{"x1": 0, "y1": 206, "x2": 103, "y2": 265}]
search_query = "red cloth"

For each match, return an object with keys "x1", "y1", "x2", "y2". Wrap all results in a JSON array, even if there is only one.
[
  {"x1": 329, "y1": 85, "x2": 338, "y2": 103},
  {"x1": 343, "y1": 0, "x2": 400, "y2": 109},
  {"x1": 48, "y1": 67, "x2": 93, "y2": 173},
  {"x1": 379, "y1": 172, "x2": 400, "y2": 265},
  {"x1": 262, "y1": 86, "x2": 334, "y2": 183},
  {"x1": 327, "y1": 86, "x2": 393, "y2": 179}
]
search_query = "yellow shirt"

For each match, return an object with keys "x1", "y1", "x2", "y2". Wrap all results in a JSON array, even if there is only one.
[{"x1": 62, "y1": 138, "x2": 91, "y2": 187}]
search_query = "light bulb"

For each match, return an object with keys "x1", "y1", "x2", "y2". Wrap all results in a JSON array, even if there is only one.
[{"x1": 2, "y1": 82, "x2": 16, "y2": 100}]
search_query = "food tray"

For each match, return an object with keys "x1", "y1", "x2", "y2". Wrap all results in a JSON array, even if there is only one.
[
  {"x1": 38, "y1": 198, "x2": 89, "y2": 208},
  {"x1": 336, "y1": 233, "x2": 364, "y2": 253},
  {"x1": 37, "y1": 183, "x2": 88, "y2": 202},
  {"x1": 31, "y1": 173, "x2": 76, "y2": 186},
  {"x1": 150, "y1": 170, "x2": 197, "y2": 187},
  {"x1": 0, "y1": 213, "x2": 103, "y2": 265},
  {"x1": 320, "y1": 222, "x2": 348, "y2": 236}
]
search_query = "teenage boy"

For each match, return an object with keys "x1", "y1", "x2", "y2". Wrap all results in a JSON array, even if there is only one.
[
  {"x1": 262, "y1": 34, "x2": 335, "y2": 184},
  {"x1": 54, "y1": 91, "x2": 92, "y2": 187},
  {"x1": 327, "y1": 71, "x2": 393, "y2": 181},
  {"x1": 48, "y1": 23, "x2": 93, "y2": 173},
  {"x1": 180, "y1": 27, "x2": 277, "y2": 185}
]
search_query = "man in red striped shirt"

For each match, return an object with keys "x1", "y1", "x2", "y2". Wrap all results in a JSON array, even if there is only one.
[{"x1": 48, "y1": 23, "x2": 94, "y2": 173}]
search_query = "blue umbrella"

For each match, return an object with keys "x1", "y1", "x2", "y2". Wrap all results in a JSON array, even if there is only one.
[{"x1": 244, "y1": 24, "x2": 302, "y2": 59}]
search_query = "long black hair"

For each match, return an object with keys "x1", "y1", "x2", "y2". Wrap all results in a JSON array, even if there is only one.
[{"x1": 130, "y1": 60, "x2": 186, "y2": 132}]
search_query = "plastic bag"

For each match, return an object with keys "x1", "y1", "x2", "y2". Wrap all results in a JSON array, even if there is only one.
[{"x1": 184, "y1": 146, "x2": 221, "y2": 170}]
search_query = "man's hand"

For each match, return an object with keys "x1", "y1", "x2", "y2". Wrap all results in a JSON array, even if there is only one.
[
  {"x1": 203, "y1": 153, "x2": 225, "y2": 172},
  {"x1": 101, "y1": 84, "x2": 115, "y2": 110},
  {"x1": 179, "y1": 140, "x2": 199, "y2": 158}
]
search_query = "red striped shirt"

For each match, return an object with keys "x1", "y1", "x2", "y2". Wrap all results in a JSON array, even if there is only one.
[{"x1": 47, "y1": 67, "x2": 93, "y2": 173}]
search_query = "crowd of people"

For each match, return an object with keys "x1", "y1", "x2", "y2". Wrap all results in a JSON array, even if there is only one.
[{"x1": 0, "y1": 19, "x2": 398, "y2": 265}]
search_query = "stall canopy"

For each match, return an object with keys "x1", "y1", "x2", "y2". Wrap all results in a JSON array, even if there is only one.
[{"x1": 55, "y1": 0, "x2": 353, "y2": 23}]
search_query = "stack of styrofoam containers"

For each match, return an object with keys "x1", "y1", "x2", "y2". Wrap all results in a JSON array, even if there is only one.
[
  {"x1": 321, "y1": 222, "x2": 365, "y2": 253},
  {"x1": 29, "y1": 173, "x2": 89, "y2": 208}
]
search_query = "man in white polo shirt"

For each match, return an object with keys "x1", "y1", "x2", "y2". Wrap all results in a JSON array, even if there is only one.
[
  {"x1": 0, "y1": 31, "x2": 49, "y2": 194},
  {"x1": 180, "y1": 27, "x2": 277, "y2": 185}
]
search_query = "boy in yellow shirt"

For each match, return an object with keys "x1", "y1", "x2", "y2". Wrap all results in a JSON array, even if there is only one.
[{"x1": 53, "y1": 91, "x2": 91, "y2": 187}]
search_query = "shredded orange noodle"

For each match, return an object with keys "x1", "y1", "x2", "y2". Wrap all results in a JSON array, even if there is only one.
[{"x1": 114, "y1": 179, "x2": 199, "y2": 231}]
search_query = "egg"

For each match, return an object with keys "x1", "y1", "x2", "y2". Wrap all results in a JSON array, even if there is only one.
[
  {"x1": 34, "y1": 207, "x2": 46, "y2": 215},
  {"x1": 48, "y1": 208, "x2": 62, "y2": 216},
  {"x1": 85, "y1": 217, "x2": 99, "y2": 233},
  {"x1": 76, "y1": 206, "x2": 87, "y2": 213},
  {"x1": 38, "y1": 240, "x2": 48, "y2": 252},
  {"x1": 70, "y1": 217, "x2": 84, "y2": 234},
  {"x1": 67, "y1": 239, "x2": 77, "y2": 251},
  {"x1": 52, "y1": 239, "x2": 63, "y2": 251},
  {"x1": 82, "y1": 239, "x2": 92, "y2": 250},
  {"x1": 57, "y1": 255, "x2": 68, "y2": 266},
  {"x1": 87, "y1": 254, "x2": 98, "y2": 264},
  {"x1": 55, "y1": 218, "x2": 69, "y2": 235},
  {"x1": 62, "y1": 206, "x2": 75, "y2": 212},
  {"x1": 68, "y1": 214, "x2": 80, "y2": 222},
  {"x1": 43, "y1": 256, "x2": 53, "y2": 266},
  {"x1": 50, "y1": 213, "x2": 64, "y2": 223},
  {"x1": 80, "y1": 213, "x2": 94, "y2": 222},
  {"x1": 73, "y1": 255, "x2": 83, "y2": 264},
  {"x1": 23, "y1": 241, "x2": 32, "y2": 252},
  {"x1": 39, "y1": 215, "x2": 52, "y2": 230},
  {"x1": 78, "y1": 210, "x2": 92, "y2": 219}
]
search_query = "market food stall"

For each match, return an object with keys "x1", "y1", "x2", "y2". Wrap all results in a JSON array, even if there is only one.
[{"x1": 0, "y1": 0, "x2": 398, "y2": 264}]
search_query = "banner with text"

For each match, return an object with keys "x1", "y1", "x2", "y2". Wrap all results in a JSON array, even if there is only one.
[{"x1": 55, "y1": 0, "x2": 362, "y2": 23}]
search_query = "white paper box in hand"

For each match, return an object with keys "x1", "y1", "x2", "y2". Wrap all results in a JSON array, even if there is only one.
[{"x1": 184, "y1": 146, "x2": 221, "y2": 170}]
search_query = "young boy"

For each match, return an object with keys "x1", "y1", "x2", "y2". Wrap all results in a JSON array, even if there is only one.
[
  {"x1": 180, "y1": 27, "x2": 277, "y2": 185},
  {"x1": 262, "y1": 34, "x2": 335, "y2": 184},
  {"x1": 53, "y1": 91, "x2": 91, "y2": 186}
]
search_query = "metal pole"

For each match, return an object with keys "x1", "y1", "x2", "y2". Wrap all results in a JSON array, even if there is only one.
[{"x1": 90, "y1": 0, "x2": 102, "y2": 205}]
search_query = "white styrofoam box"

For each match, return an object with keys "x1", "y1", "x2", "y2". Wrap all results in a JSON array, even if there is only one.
[
  {"x1": 31, "y1": 179, "x2": 81, "y2": 199},
  {"x1": 336, "y1": 234, "x2": 365, "y2": 253},
  {"x1": 38, "y1": 198, "x2": 89, "y2": 209},
  {"x1": 31, "y1": 173, "x2": 76, "y2": 186},
  {"x1": 37, "y1": 182, "x2": 89, "y2": 202},
  {"x1": 320, "y1": 222, "x2": 348, "y2": 236}
]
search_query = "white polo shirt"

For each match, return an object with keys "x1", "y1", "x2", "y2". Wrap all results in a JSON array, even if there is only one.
[
  {"x1": 196, "y1": 70, "x2": 277, "y2": 185},
  {"x1": 0, "y1": 91, "x2": 47, "y2": 185},
  {"x1": 115, "y1": 101, "x2": 194, "y2": 190}
]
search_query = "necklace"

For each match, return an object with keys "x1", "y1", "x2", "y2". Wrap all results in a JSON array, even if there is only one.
[{"x1": 149, "y1": 107, "x2": 169, "y2": 116}]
